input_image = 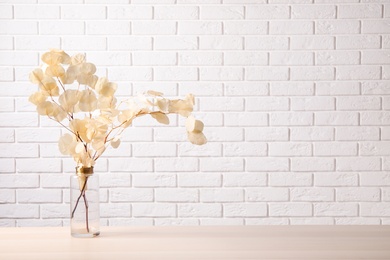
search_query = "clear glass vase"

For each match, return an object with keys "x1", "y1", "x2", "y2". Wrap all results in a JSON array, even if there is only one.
[{"x1": 70, "y1": 166, "x2": 100, "y2": 238}]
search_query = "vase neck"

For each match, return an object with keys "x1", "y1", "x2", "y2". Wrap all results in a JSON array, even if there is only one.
[{"x1": 76, "y1": 166, "x2": 94, "y2": 175}]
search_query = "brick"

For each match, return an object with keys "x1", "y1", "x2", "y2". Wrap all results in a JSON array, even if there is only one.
[
  {"x1": 101, "y1": 203, "x2": 131, "y2": 218},
  {"x1": 245, "y1": 218, "x2": 288, "y2": 225},
  {"x1": 336, "y1": 157, "x2": 380, "y2": 171},
  {"x1": 16, "y1": 219, "x2": 62, "y2": 227},
  {"x1": 155, "y1": 6, "x2": 198, "y2": 19},
  {"x1": 337, "y1": 66, "x2": 380, "y2": 80},
  {"x1": 246, "y1": 158, "x2": 289, "y2": 172},
  {"x1": 246, "y1": 188, "x2": 289, "y2": 202},
  {"x1": 200, "y1": 36, "x2": 243, "y2": 50},
  {"x1": 87, "y1": 21, "x2": 130, "y2": 35},
  {"x1": 15, "y1": 5, "x2": 59, "y2": 19},
  {"x1": 40, "y1": 174, "x2": 69, "y2": 188},
  {"x1": 292, "y1": 157, "x2": 334, "y2": 172},
  {"x1": 224, "y1": 203, "x2": 267, "y2": 217},
  {"x1": 336, "y1": 35, "x2": 380, "y2": 49},
  {"x1": 201, "y1": 158, "x2": 244, "y2": 172},
  {"x1": 336, "y1": 127, "x2": 379, "y2": 141},
  {"x1": 246, "y1": 5, "x2": 289, "y2": 19},
  {"x1": 133, "y1": 173, "x2": 176, "y2": 187},
  {"x1": 0, "y1": 189, "x2": 15, "y2": 203},
  {"x1": 0, "y1": 158, "x2": 14, "y2": 173},
  {"x1": 246, "y1": 127, "x2": 289, "y2": 141},
  {"x1": 0, "y1": 21, "x2": 38, "y2": 35},
  {"x1": 108, "y1": 36, "x2": 152, "y2": 50},
  {"x1": 133, "y1": 21, "x2": 176, "y2": 35},
  {"x1": 0, "y1": 128, "x2": 15, "y2": 143},
  {"x1": 291, "y1": 188, "x2": 334, "y2": 202},
  {"x1": 0, "y1": 204, "x2": 39, "y2": 218},
  {"x1": 337, "y1": 188, "x2": 380, "y2": 202},
  {"x1": 270, "y1": 203, "x2": 312, "y2": 217},
  {"x1": 270, "y1": 112, "x2": 313, "y2": 126},
  {"x1": 291, "y1": 218, "x2": 334, "y2": 225},
  {"x1": 270, "y1": 82, "x2": 314, "y2": 96},
  {"x1": 269, "y1": 142, "x2": 312, "y2": 157},
  {"x1": 109, "y1": 158, "x2": 153, "y2": 172},
  {"x1": 384, "y1": 35, "x2": 390, "y2": 49},
  {"x1": 178, "y1": 21, "x2": 222, "y2": 35},
  {"x1": 178, "y1": 82, "x2": 222, "y2": 96},
  {"x1": 224, "y1": 142, "x2": 267, "y2": 156},
  {"x1": 246, "y1": 36, "x2": 289, "y2": 50},
  {"x1": 292, "y1": 5, "x2": 335, "y2": 19},
  {"x1": 362, "y1": 50, "x2": 390, "y2": 65},
  {"x1": 178, "y1": 173, "x2": 221, "y2": 187},
  {"x1": 225, "y1": 112, "x2": 267, "y2": 126},
  {"x1": 225, "y1": 51, "x2": 268, "y2": 66},
  {"x1": 201, "y1": 6, "x2": 244, "y2": 19},
  {"x1": 179, "y1": 203, "x2": 222, "y2": 217},
  {"x1": 0, "y1": 144, "x2": 38, "y2": 158},
  {"x1": 360, "y1": 141, "x2": 390, "y2": 156},
  {"x1": 62, "y1": 36, "x2": 107, "y2": 51},
  {"x1": 61, "y1": 5, "x2": 105, "y2": 19},
  {"x1": 0, "y1": 36, "x2": 13, "y2": 50},
  {"x1": 361, "y1": 203, "x2": 390, "y2": 217},
  {"x1": 0, "y1": 97, "x2": 14, "y2": 112},
  {"x1": 110, "y1": 188, "x2": 153, "y2": 202},
  {"x1": 200, "y1": 188, "x2": 243, "y2": 202},
  {"x1": 226, "y1": 82, "x2": 268, "y2": 96},
  {"x1": 335, "y1": 218, "x2": 380, "y2": 225},
  {"x1": 0, "y1": 52, "x2": 37, "y2": 66},
  {"x1": 246, "y1": 67, "x2": 289, "y2": 81},
  {"x1": 133, "y1": 143, "x2": 176, "y2": 157},
  {"x1": 291, "y1": 67, "x2": 334, "y2": 81},
  {"x1": 15, "y1": 36, "x2": 60, "y2": 50},
  {"x1": 155, "y1": 158, "x2": 198, "y2": 172},
  {"x1": 201, "y1": 218, "x2": 244, "y2": 225},
  {"x1": 316, "y1": 51, "x2": 360, "y2": 65},
  {"x1": 315, "y1": 112, "x2": 358, "y2": 126},
  {"x1": 108, "y1": 67, "x2": 152, "y2": 81},
  {"x1": 16, "y1": 158, "x2": 61, "y2": 173},
  {"x1": 155, "y1": 67, "x2": 197, "y2": 81},
  {"x1": 109, "y1": 218, "x2": 153, "y2": 226},
  {"x1": 316, "y1": 82, "x2": 360, "y2": 96},
  {"x1": 16, "y1": 128, "x2": 61, "y2": 142},
  {"x1": 40, "y1": 21, "x2": 84, "y2": 35},
  {"x1": 17, "y1": 189, "x2": 62, "y2": 203},
  {"x1": 156, "y1": 188, "x2": 198, "y2": 202},
  {"x1": 291, "y1": 36, "x2": 334, "y2": 50},
  {"x1": 179, "y1": 52, "x2": 222, "y2": 66},
  {"x1": 270, "y1": 21, "x2": 314, "y2": 35},
  {"x1": 224, "y1": 21, "x2": 267, "y2": 35},
  {"x1": 247, "y1": 97, "x2": 289, "y2": 111},
  {"x1": 155, "y1": 36, "x2": 197, "y2": 50},
  {"x1": 314, "y1": 142, "x2": 357, "y2": 156},
  {"x1": 314, "y1": 172, "x2": 358, "y2": 187},
  {"x1": 108, "y1": 6, "x2": 152, "y2": 19},
  {"x1": 382, "y1": 127, "x2": 390, "y2": 140},
  {"x1": 223, "y1": 173, "x2": 267, "y2": 187},
  {"x1": 361, "y1": 112, "x2": 390, "y2": 126},
  {"x1": 291, "y1": 127, "x2": 334, "y2": 141},
  {"x1": 0, "y1": 174, "x2": 39, "y2": 188},
  {"x1": 155, "y1": 219, "x2": 199, "y2": 226},
  {"x1": 271, "y1": 52, "x2": 313, "y2": 65},
  {"x1": 176, "y1": 141, "x2": 215, "y2": 160},
  {"x1": 200, "y1": 67, "x2": 243, "y2": 80},
  {"x1": 338, "y1": 4, "x2": 382, "y2": 19},
  {"x1": 316, "y1": 20, "x2": 360, "y2": 35},
  {"x1": 314, "y1": 203, "x2": 358, "y2": 216},
  {"x1": 292, "y1": 97, "x2": 335, "y2": 111},
  {"x1": 0, "y1": 4, "x2": 12, "y2": 18}
]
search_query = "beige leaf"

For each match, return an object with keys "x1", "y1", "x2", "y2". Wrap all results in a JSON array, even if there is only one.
[
  {"x1": 151, "y1": 112, "x2": 169, "y2": 125},
  {"x1": 39, "y1": 77, "x2": 59, "y2": 96},
  {"x1": 41, "y1": 49, "x2": 70, "y2": 65},
  {"x1": 111, "y1": 137, "x2": 121, "y2": 149},
  {"x1": 45, "y1": 65, "x2": 65, "y2": 78},
  {"x1": 79, "y1": 90, "x2": 97, "y2": 112},
  {"x1": 28, "y1": 91, "x2": 47, "y2": 106},
  {"x1": 187, "y1": 131, "x2": 207, "y2": 145},
  {"x1": 185, "y1": 115, "x2": 204, "y2": 133},
  {"x1": 29, "y1": 68, "x2": 44, "y2": 84},
  {"x1": 59, "y1": 89, "x2": 80, "y2": 113},
  {"x1": 147, "y1": 90, "x2": 164, "y2": 96},
  {"x1": 58, "y1": 133, "x2": 75, "y2": 155}
]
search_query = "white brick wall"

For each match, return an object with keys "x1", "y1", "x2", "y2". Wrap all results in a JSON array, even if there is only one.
[{"x1": 0, "y1": 0, "x2": 389, "y2": 226}]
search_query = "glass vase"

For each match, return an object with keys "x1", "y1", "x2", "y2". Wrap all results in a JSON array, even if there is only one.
[{"x1": 70, "y1": 166, "x2": 100, "y2": 238}]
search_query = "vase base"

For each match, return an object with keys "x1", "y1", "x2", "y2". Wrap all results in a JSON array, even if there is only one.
[{"x1": 71, "y1": 231, "x2": 100, "y2": 238}]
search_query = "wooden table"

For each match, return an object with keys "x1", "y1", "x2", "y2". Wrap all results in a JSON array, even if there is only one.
[{"x1": 0, "y1": 226, "x2": 389, "y2": 259}]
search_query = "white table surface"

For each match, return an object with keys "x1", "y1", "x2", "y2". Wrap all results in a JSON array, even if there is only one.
[{"x1": 0, "y1": 226, "x2": 389, "y2": 259}]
